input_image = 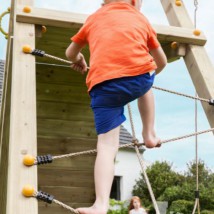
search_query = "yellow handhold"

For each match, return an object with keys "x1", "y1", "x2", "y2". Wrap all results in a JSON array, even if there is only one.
[
  {"x1": 23, "y1": 155, "x2": 35, "y2": 166},
  {"x1": 22, "y1": 185, "x2": 35, "y2": 197},
  {"x1": 175, "y1": 0, "x2": 182, "y2": 6},
  {"x1": 7, "y1": 7, "x2": 11, "y2": 12},
  {"x1": 193, "y1": 29, "x2": 201, "y2": 36},
  {"x1": 171, "y1": 42, "x2": 178, "y2": 49},
  {"x1": 23, "y1": 6, "x2": 31, "y2": 13},
  {"x1": 22, "y1": 45, "x2": 32, "y2": 54},
  {"x1": 42, "y1": 26, "x2": 47, "y2": 33}
]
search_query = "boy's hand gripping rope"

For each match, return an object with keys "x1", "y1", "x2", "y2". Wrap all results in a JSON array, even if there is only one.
[{"x1": 22, "y1": 45, "x2": 90, "y2": 69}]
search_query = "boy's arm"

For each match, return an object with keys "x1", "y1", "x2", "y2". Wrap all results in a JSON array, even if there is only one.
[
  {"x1": 150, "y1": 46, "x2": 167, "y2": 75},
  {"x1": 65, "y1": 42, "x2": 88, "y2": 74}
]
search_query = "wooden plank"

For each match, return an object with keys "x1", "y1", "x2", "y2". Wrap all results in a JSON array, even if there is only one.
[
  {"x1": 161, "y1": 0, "x2": 214, "y2": 128},
  {"x1": 37, "y1": 101, "x2": 93, "y2": 121},
  {"x1": 37, "y1": 136, "x2": 96, "y2": 155},
  {"x1": 37, "y1": 118, "x2": 96, "y2": 138},
  {"x1": 37, "y1": 83, "x2": 90, "y2": 104},
  {"x1": 16, "y1": 7, "x2": 206, "y2": 46},
  {"x1": 38, "y1": 169, "x2": 94, "y2": 187},
  {"x1": 17, "y1": 6, "x2": 88, "y2": 28},
  {"x1": 5, "y1": 0, "x2": 38, "y2": 213},
  {"x1": 161, "y1": 0, "x2": 193, "y2": 28},
  {"x1": 154, "y1": 24, "x2": 206, "y2": 46},
  {"x1": 37, "y1": 155, "x2": 96, "y2": 170},
  {"x1": 36, "y1": 65, "x2": 88, "y2": 85},
  {"x1": 38, "y1": 202, "x2": 92, "y2": 214},
  {"x1": 38, "y1": 186, "x2": 95, "y2": 203},
  {"x1": 0, "y1": 2, "x2": 14, "y2": 212}
]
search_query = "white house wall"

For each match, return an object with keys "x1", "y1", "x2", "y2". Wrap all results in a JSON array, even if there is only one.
[{"x1": 115, "y1": 149, "x2": 145, "y2": 201}]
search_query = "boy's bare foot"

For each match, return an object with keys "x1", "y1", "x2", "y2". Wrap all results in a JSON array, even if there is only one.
[
  {"x1": 143, "y1": 133, "x2": 161, "y2": 148},
  {"x1": 77, "y1": 206, "x2": 107, "y2": 214}
]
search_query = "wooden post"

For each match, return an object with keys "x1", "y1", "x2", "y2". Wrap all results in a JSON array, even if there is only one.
[
  {"x1": 4, "y1": 0, "x2": 38, "y2": 213},
  {"x1": 161, "y1": 0, "x2": 214, "y2": 128}
]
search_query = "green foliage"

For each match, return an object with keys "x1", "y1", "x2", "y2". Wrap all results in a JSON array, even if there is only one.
[
  {"x1": 107, "y1": 199, "x2": 128, "y2": 214},
  {"x1": 167, "y1": 200, "x2": 194, "y2": 213},
  {"x1": 132, "y1": 160, "x2": 214, "y2": 213},
  {"x1": 132, "y1": 161, "x2": 184, "y2": 207},
  {"x1": 201, "y1": 210, "x2": 214, "y2": 214}
]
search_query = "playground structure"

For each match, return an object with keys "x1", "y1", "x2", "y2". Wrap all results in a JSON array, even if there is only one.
[{"x1": 0, "y1": 0, "x2": 214, "y2": 213}]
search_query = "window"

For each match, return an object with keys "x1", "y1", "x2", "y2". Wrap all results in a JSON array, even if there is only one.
[{"x1": 110, "y1": 176, "x2": 121, "y2": 200}]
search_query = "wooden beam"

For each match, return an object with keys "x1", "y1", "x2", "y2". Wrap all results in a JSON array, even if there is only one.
[
  {"x1": 16, "y1": 6, "x2": 88, "y2": 28},
  {"x1": 161, "y1": 0, "x2": 214, "y2": 128},
  {"x1": 16, "y1": 6, "x2": 206, "y2": 46},
  {"x1": 5, "y1": 0, "x2": 38, "y2": 214}
]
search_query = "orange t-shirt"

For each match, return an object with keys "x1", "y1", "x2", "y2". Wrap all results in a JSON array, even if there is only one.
[{"x1": 71, "y1": 2, "x2": 160, "y2": 92}]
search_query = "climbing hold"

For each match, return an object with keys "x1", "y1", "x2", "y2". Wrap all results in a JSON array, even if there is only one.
[
  {"x1": 42, "y1": 26, "x2": 47, "y2": 33},
  {"x1": 23, "y1": 155, "x2": 35, "y2": 166},
  {"x1": 171, "y1": 42, "x2": 178, "y2": 49},
  {"x1": 23, "y1": 6, "x2": 31, "y2": 13},
  {"x1": 22, "y1": 185, "x2": 35, "y2": 197},
  {"x1": 22, "y1": 45, "x2": 32, "y2": 54},
  {"x1": 193, "y1": 29, "x2": 201, "y2": 36},
  {"x1": 7, "y1": 7, "x2": 11, "y2": 12},
  {"x1": 175, "y1": 0, "x2": 182, "y2": 6}
]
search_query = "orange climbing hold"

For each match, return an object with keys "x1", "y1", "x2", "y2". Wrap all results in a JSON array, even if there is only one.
[
  {"x1": 22, "y1": 185, "x2": 35, "y2": 197},
  {"x1": 193, "y1": 29, "x2": 201, "y2": 36},
  {"x1": 171, "y1": 42, "x2": 178, "y2": 49},
  {"x1": 175, "y1": 0, "x2": 182, "y2": 6},
  {"x1": 23, "y1": 155, "x2": 35, "y2": 166},
  {"x1": 22, "y1": 45, "x2": 32, "y2": 54},
  {"x1": 23, "y1": 6, "x2": 31, "y2": 13},
  {"x1": 42, "y1": 26, "x2": 47, "y2": 33}
]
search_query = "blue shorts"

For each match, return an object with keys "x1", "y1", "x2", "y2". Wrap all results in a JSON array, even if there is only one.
[{"x1": 89, "y1": 72, "x2": 155, "y2": 135}]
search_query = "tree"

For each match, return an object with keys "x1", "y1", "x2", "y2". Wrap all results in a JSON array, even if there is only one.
[
  {"x1": 132, "y1": 160, "x2": 214, "y2": 213},
  {"x1": 132, "y1": 161, "x2": 184, "y2": 207}
]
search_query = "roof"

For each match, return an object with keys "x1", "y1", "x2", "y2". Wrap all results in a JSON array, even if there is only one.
[{"x1": 120, "y1": 125, "x2": 144, "y2": 151}]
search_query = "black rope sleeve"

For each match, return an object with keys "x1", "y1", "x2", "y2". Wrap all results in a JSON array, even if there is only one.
[
  {"x1": 31, "y1": 49, "x2": 46, "y2": 57},
  {"x1": 36, "y1": 154, "x2": 53, "y2": 165},
  {"x1": 195, "y1": 190, "x2": 200, "y2": 199},
  {"x1": 209, "y1": 99, "x2": 214, "y2": 106},
  {"x1": 36, "y1": 191, "x2": 54, "y2": 204}
]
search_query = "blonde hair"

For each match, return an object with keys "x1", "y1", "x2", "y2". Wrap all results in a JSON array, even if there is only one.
[{"x1": 128, "y1": 196, "x2": 143, "y2": 211}]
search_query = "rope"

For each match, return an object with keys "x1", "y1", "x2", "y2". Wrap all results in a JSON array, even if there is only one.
[
  {"x1": 33, "y1": 191, "x2": 79, "y2": 214},
  {"x1": 53, "y1": 199, "x2": 79, "y2": 214},
  {"x1": 192, "y1": 0, "x2": 200, "y2": 213},
  {"x1": 127, "y1": 103, "x2": 161, "y2": 214},
  {"x1": 38, "y1": 127, "x2": 214, "y2": 162},
  {"x1": 32, "y1": 50, "x2": 212, "y2": 105},
  {"x1": 152, "y1": 86, "x2": 210, "y2": 104},
  {"x1": 134, "y1": 146, "x2": 160, "y2": 214}
]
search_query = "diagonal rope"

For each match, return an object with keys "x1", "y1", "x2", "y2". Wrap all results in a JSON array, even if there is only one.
[
  {"x1": 36, "y1": 127, "x2": 214, "y2": 163},
  {"x1": 192, "y1": 0, "x2": 201, "y2": 213},
  {"x1": 127, "y1": 103, "x2": 161, "y2": 214},
  {"x1": 152, "y1": 86, "x2": 210, "y2": 104}
]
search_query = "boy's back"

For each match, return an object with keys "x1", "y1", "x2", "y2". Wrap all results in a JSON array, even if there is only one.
[{"x1": 72, "y1": 2, "x2": 160, "y2": 91}]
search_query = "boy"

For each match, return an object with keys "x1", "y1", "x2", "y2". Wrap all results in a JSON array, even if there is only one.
[{"x1": 65, "y1": 0, "x2": 167, "y2": 213}]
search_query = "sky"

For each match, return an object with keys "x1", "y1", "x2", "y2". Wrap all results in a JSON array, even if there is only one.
[{"x1": 0, "y1": 0, "x2": 214, "y2": 173}]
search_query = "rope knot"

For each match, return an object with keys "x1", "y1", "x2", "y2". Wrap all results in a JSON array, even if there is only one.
[{"x1": 132, "y1": 138, "x2": 140, "y2": 147}]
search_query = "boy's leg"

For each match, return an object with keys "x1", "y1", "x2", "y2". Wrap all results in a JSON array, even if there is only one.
[
  {"x1": 138, "y1": 89, "x2": 161, "y2": 148},
  {"x1": 77, "y1": 126, "x2": 120, "y2": 214}
]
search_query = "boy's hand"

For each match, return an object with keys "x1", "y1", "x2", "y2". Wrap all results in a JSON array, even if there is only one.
[{"x1": 71, "y1": 53, "x2": 88, "y2": 74}]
